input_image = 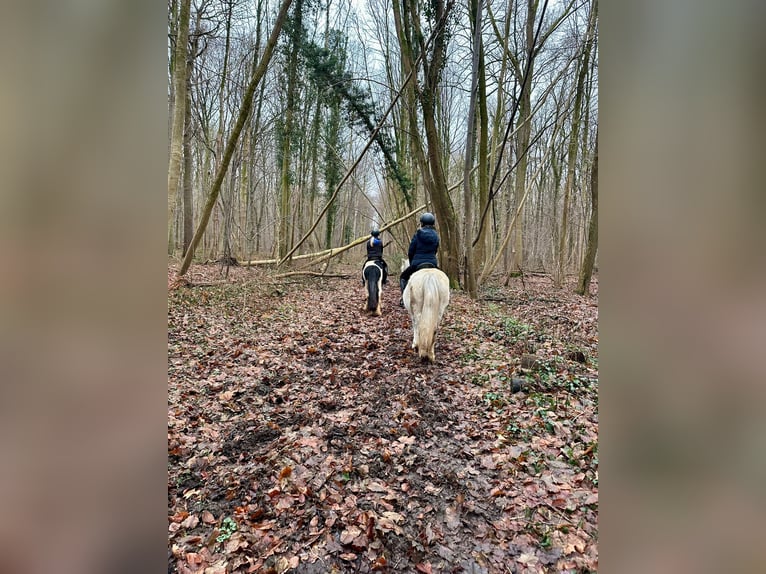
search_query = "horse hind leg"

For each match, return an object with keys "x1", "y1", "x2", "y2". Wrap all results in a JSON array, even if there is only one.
[
  {"x1": 375, "y1": 283, "x2": 382, "y2": 316},
  {"x1": 427, "y1": 339, "x2": 436, "y2": 362},
  {"x1": 413, "y1": 311, "x2": 422, "y2": 351},
  {"x1": 362, "y1": 280, "x2": 369, "y2": 312}
]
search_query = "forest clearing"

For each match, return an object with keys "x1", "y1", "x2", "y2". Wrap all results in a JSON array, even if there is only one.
[{"x1": 168, "y1": 263, "x2": 598, "y2": 573}]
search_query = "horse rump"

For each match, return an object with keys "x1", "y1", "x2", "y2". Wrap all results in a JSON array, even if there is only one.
[
  {"x1": 363, "y1": 261, "x2": 382, "y2": 316},
  {"x1": 403, "y1": 269, "x2": 449, "y2": 362}
]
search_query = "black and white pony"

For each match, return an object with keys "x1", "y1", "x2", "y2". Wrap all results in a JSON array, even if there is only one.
[
  {"x1": 362, "y1": 260, "x2": 384, "y2": 316},
  {"x1": 401, "y1": 259, "x2": 450, "y2": 362}
]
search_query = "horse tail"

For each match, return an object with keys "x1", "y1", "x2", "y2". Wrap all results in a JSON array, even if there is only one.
[
  {"x1": 416, "y1": 274, "x2": 441, "y2": 360},
  {"x1": 365, "y1": 265, "x2": 381, "y2": 312}
]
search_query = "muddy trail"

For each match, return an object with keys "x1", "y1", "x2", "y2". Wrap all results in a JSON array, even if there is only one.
[{"x1": 168, "y1": 264, "x2": 598, "y2": 573}]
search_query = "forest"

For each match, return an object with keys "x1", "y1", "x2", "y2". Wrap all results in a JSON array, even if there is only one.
[{"x1": 168, "y1": 0, "x2": 598, "y2": 571}]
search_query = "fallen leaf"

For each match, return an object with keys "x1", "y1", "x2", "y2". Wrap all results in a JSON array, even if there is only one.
[
  {"x1": 583, "y1": 493, "x2": 598, "y2": 505},
  {"x1": 201, "y1": 511, "x2": 216, "y2": 524},
  {"x1": 381, "y1": 511, "x2": 404, "y2": 523},
  {"x1": 480, "y1": 455, "x2": 496, "y2": 469},
  {"x1": 518, "y1": 552, "x2": 538, "y2": 565},
  {"x1": 415, "y1": 562, "x2": 432, "y2": 573},
  {"x1": 171, "y1": 510, "x2": 190, "y2": 523},
  {"x1": 444, "y1": 506, "x2": 460, "y2": 530},
  {"x1": 376, "y1": 518, "x2": 402, "y2": 535},
  {"x1": 340, "y1": 525, "x2": 362, "y2": 545},
  {"x1": 366, "y1": 481, "x2": 388, "y2": 492},
  {"x1": 186, "y1": 552, "x2": 203, "y2": 565},
  {"x1": 181, "y1": 514, "x2": 199, "y2": 529},
  {"x1": 275, "y1": 557, "x2": 290, "y2": 574}
]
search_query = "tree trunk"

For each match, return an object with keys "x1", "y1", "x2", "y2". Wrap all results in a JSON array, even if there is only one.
[
  {"x1": 392, "y1": 0, "x2": 460, "y2": 285},
  {"x1": 462, "y1": 0, "x2": 483, "y2": 299},
  {"x1": 576, "y1": 128, "x2": 597, "y2": 295},
  {"x1": 475, "y1": 32, "x2": 490, "y2": 269},
  {"x1": 555, "y1": 0, "x2": 597, "y2": 288},
  {"x1": 168, "y1": 0, "x2": 178, "y2": 150},
  {"x1": 278, "y1": 0, "x2": 304, "y2": 260},
  {"x1": 167, "y1": 0, "x2": 192, "y2": 254},
  {"x1": 510, "y1": 0, "x2": 538, "y2": 274},
  {"x1": 182, "y1": 66, "x2": 194, "y2": 256}
]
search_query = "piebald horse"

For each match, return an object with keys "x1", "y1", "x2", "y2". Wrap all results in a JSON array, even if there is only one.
[
  {"x1": 401, "y1": 259, "x2": 450, "y2": 362},
  {"x1": 362, "y1": 260, "x2": 384, "y2": 316}
]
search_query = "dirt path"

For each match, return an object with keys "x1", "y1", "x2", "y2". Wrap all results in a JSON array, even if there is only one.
[{"x1": 168, "y1": 265, "x2": 598, "y2": 573}]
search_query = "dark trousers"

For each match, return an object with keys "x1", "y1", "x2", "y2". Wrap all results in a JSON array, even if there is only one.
[{"x1": 399, "y1": 262, "x2": 436, "y2": 293}]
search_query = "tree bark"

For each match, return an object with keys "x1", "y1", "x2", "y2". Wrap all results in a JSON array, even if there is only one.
[
  {"x1": 475, "y1": 29, "x2": 490, "y2": 269},
  {"x1": 182, "y1": 64, "x2": 194, "y2": 256},
  {"x1": 576, "y1": 128, "x2": 597, "y2": 295},
  {"x1": 462, "y1": 0, "x2": 483, "y2": 299},
  {"x1": 167, "y1": 0, "x2": 192, "y2": 254},
  {"x1": 392, "y1": 0, "x2": 460, "y2": 285},
  {"x1": 555, "y1": 0, "x2": 597, "y2": 288},
  {"x1": 278, "y1": 0, "x2": 304, "y2": 260}
]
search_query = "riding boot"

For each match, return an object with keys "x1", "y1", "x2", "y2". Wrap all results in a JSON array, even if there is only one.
[{"x1": 399, "y1": 277, "x2": 406, "y2": 307}]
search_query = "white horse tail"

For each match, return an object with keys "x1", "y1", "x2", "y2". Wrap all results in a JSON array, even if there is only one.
[{"x1": 405, "y1": 269, "x2": 450, "y2": 362}]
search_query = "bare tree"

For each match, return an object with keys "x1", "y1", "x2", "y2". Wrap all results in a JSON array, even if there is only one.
[
  {"x1": 555, "y1": 0, "x2": 597, "y2": 288},
  {"x1": 462, "y1": 0, "x2": 483, "y2": 299},
  {"x1": 576, "y1": 126, "x2": 597, "y2": 295},
  {"x1": 167, "y1": 0, "x2": 192, "y2": 254}
]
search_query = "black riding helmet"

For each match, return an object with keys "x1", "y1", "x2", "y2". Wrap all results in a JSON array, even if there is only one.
[
  {"x1": 419, "y1": 212, "x2": 436, "y2": 226},
  {"x1": 370, "y1": 228, "x2": 380, "y2": 237}
]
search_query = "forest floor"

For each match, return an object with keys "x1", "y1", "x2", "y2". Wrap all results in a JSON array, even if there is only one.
[{"x1": 168, "y1": 263, "x2": 598, "y2": 574}]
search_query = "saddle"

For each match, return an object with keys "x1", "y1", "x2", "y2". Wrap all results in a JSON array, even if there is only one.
[{"x1": 414, "y1": 262, "x2": 436, "y2": 271}]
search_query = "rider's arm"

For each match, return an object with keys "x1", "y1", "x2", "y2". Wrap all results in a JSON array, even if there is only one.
[{"x1": 407, "y1": 233, "x2": 417, "y2": 261}]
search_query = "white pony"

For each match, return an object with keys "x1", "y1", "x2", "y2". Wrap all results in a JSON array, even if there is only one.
[{"x1": 401, "y1": 259, "x2": 450, "y2": 362}]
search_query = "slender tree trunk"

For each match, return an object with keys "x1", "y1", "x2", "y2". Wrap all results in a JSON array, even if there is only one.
[
  {"x1": 246, "y1": 0, "x2": 266, "y2": 257},
  {"x1": 182, "y1": 68, "x2": 194, "y2": 256},
  {"x1": 462, "y1": 0, "x2": 483, "y2": 299},
  {"x1": 510, "y1": 0, "x2": 537, "y2": 274},
  {"x1": 555, "y1": 0, "x2": 597, "y2": 287},
  {"x1": 167, "y1": 0, "x2": 192, "y2": 254},
  {"x1": 415, "y1": 0, "x2": 461, "y2": 284},
  {"x1": 576, "y1": 128, "x2": 597, "y2": 295},
  {"x1": 278, "y1": 0, "x2": 304, "y2": 259},
  {"x1": 475, "y1": 33, "x2": 490, "y2": 269},
  {"x1": 178, "y1": 0, "x2": 295, "y2": 276},
  {"x1": 168, "y1": 0, "x2": 178, "y2": 151}
]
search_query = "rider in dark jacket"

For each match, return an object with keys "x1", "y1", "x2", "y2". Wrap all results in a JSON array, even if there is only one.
[
  {"x1": 399, "y1": 212, "x2": 439, "y2": 305},
  {"x1": 363, "y1": 228, "x2": 388, "y2": 284}
]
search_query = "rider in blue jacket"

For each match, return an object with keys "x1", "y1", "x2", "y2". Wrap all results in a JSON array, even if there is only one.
[
  {"x1": 399, "y1": 212, "x2": 439, "y2": 306},
  {"x1": 363, "y1": 227, "x2": 388, "y2": 284}
]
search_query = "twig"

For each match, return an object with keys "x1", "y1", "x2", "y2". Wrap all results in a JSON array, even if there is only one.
[{"x1": 272, "y1": 271, "x2": 351, "y2": 279}]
